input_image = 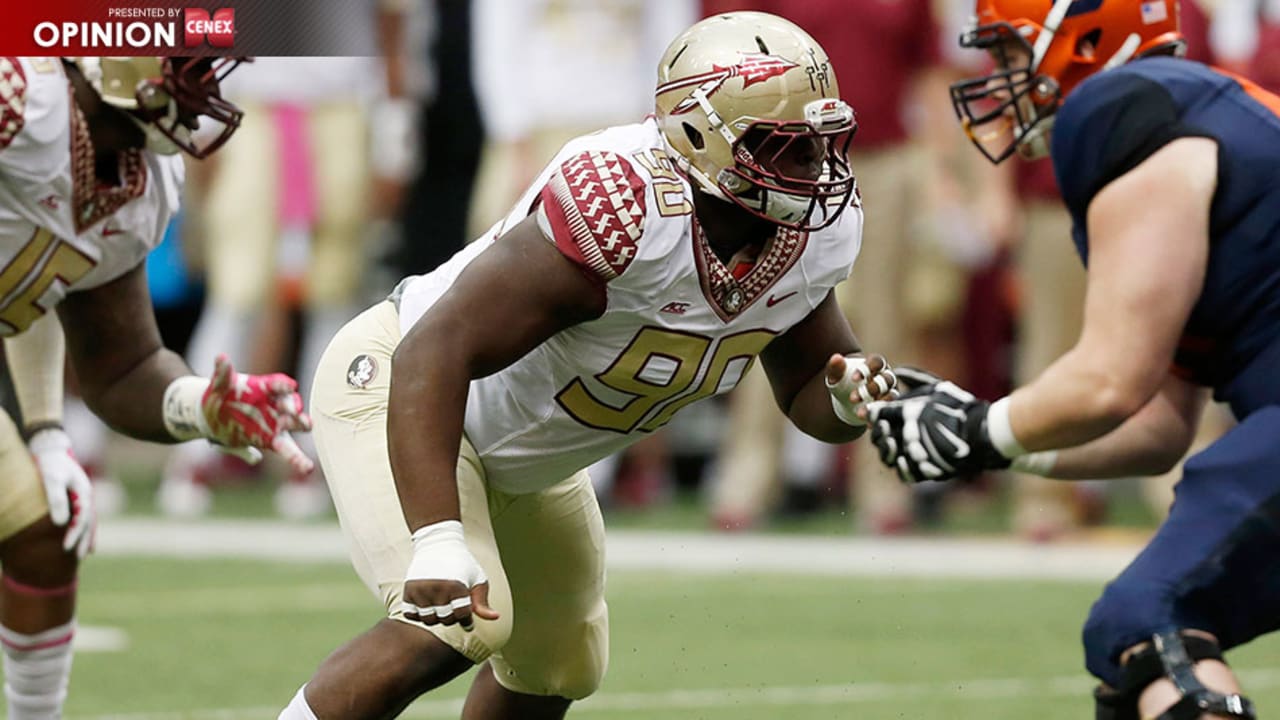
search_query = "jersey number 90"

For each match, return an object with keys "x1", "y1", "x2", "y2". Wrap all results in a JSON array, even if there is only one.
[{"x1": 557, "y1": 327, "x2": 775, "y2": 433}]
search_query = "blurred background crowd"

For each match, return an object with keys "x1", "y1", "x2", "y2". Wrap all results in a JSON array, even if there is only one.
[{"x1": 39, "y1": 0, "x2": 1280, "y2": 541}]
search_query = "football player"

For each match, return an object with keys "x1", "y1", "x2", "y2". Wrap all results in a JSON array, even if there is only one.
[
  {"x1": 278, "y1": 12, "x2": 896, "y2": 720},
  {"x1": 0, "y1": 56, "x2": 313, "y2": 718},
  {"x1": 863, "y1": 0, "x2": 1280, "y2": 717}
]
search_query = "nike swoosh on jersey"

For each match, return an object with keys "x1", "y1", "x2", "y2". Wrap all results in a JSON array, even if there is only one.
[{"x1": 766, "y1": 291, "x2": 798, "y2": 307}]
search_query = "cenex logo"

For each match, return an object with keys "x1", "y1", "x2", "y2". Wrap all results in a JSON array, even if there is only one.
[{"x1": 184, "y1": 8, "x2": 235, "y2": 48}]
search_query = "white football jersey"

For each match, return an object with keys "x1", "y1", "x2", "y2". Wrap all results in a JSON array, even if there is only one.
[
  {"x1": 395, "y1": 117, "x2": 862, "y2": 494},
  {"x1": 0, "y1": 57, "x2": 182, "y2": 336}
]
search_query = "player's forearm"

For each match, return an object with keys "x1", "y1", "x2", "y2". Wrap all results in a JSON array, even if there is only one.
[
  {"x1": 77, "y1": 347, "x2": 193, "y2": 442},
  {"x1": 1044, "y1": 441, "x2": 1180, "y2": 480},
  {"x1": 788, "y1": 368, "x2": 866, "y2": 444},
  {"x1": 1035, "y1": 412, "x2": 1184, "y2": 480},
  {"x1": 388, "y1": 336, "x2": 469, "y2": 532},
  {"x1": 1019, "y1": 377, "x2": 1204, "y2": 479},
  {"x1": 1007, "y1": 346, "x2": 1154, "y2": 452},
  {"x1": 4, "y1": 313, "x2": 67, "y2": 435}
]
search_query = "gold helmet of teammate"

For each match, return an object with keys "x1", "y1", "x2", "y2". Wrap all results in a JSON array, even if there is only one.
[{"x1": 68, "y1": 56, "x2": 246, "y2": 159}]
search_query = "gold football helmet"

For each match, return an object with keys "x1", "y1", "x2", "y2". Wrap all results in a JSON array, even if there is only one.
[
  {"x1": 655, "y1": 12, "x2": 856, "y2": 231},
  {"x1": 68, "y1": 57, "x2": 245, "y2": 159}
]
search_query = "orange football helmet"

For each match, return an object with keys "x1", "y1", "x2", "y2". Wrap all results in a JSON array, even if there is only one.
[{"x1": 950, "y1": 0, "x2": 1184, "y2": 162}]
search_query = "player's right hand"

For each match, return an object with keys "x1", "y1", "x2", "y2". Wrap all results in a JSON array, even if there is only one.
[
  {"x1": 199, "y1": 355, "x2": 314, "y2": 474},
  {"x1": 29, "y1": 428, "x2": 95, "y2": 559},
  {"x1": 401, "y1": 520, "x2": 499, "y2": 631}
]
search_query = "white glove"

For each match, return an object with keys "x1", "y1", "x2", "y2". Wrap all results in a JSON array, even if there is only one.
[
  {"x1": 826, "y1": 355, "x2": 897, "y2": 427},
  {"x1": 29, "y1": 428, "x2": 94, "y2": 559},
  {"x1": 401, "y1": 520, "x2": 490, "y2": 628}
]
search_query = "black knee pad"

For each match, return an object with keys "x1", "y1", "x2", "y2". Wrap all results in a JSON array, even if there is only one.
[{"x1": 1094, "y1": 630, "x2": 1256, "y2": 720}]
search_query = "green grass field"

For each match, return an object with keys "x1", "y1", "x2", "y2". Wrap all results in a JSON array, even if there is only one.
[{"x1": 67, "y1": 554, "x2": 1280, "y2": 720}]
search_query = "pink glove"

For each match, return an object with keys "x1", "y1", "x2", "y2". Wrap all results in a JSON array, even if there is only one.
[{"x1": 165, "y1": 355, "x2": 315, "y2": 474}]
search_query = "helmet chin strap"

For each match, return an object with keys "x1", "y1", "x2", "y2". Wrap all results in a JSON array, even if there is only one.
[
  {"x1": 685, "y1": 86, "x2": 743, "y2": 201},
  {"x1": 1015, "y1": 114, "x2": 1055, "y2": 159},
  {"x1": 761, "y1": 190, "x2": 808, "y2": 224},
  {"x1": 677, "y1": 152, "x2": 728, "y2": 201}
]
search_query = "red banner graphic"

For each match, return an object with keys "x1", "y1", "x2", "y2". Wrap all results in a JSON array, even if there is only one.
[{"x1": 0, "y1": 0, "x2": 378, "y2": 56}]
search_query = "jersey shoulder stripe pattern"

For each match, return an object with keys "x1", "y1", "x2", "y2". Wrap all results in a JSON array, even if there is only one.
[
  {"x1": 0, "y1": 58, "x2": 28, "y2": 151},
  {"x1": 540, "y1": 150, "x2": 647, "y2": 282}
]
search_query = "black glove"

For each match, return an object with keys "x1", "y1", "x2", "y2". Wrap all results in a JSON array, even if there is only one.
[
  {"x1": 892, "y1": 366, "x2": 944, "y2": 393},
  {"x1": 866, "y1": 379, "x2": 1010, "y2": 483}
]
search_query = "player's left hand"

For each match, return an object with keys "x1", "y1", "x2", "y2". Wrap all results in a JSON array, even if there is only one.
[
  {"x1": 825, "y1": 353, "x2": 898, "y2": 426},
  {"x1": 864, "y1": 380, "x2": 1010, "y2": 483},
  {"x1": 29, "y1": 428, "x2": 95, "y2": 559},
  {"x1": 200, "y1": 355, "x2": 315, "y2": 475}
]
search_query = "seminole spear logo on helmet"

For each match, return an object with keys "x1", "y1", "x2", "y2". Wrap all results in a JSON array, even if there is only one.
[{"x1": 658, "y1": 52, "x2": 799, "y2": 114}]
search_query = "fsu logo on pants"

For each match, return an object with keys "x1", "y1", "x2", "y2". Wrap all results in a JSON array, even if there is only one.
[{"x1": 347, "y1": 355, "x2": 378, "y2": 389}]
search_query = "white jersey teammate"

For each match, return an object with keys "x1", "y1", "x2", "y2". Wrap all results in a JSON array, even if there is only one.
[
  {"x1": 0, "y1": 58, "x2": 182, "y2": 329},
  {"x1": 0, "y1": 56, "x2": 313, "y2": 719},
  {"x1": 283, "y1": 12, "x2": 897, "y2": 720}
]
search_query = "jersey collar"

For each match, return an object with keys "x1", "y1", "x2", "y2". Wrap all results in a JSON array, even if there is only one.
[
  {"x1": 692, "y1": 218, "x2": 807, "y2": 322},
  {"x1": 69, "y1": 88, "x2": 148, "y2": 235}
]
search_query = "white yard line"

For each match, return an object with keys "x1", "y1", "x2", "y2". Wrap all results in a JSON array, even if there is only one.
[
  {"x1": 78, "y1": 668, "x2": 1280, "y2": 719},
  {"x1": 96, "y1": 519, "x2": 1146, "y2": 582}
]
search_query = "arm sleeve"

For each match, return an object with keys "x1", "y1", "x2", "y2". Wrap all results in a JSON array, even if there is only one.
[
  {"x1": 533, "y1": 149, "x2": 648, "y2": 283},
  {"x1": 1051, "y1": 72, "x2": 1216, "y2": 218},
  {"x1": 4, "y1": 313, "x2": 66, "y2": 435}
]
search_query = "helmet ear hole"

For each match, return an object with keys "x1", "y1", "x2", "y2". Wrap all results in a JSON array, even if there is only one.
[
  {"x1": 682, "y1": 122, "x2": 706, "y2": 151},
  {"x1": 1076, "y1": 28, "x2": 1102, "y2": 58}
]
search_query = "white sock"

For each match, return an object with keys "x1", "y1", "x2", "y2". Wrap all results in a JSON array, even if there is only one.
[
  {"x1": 279, "y1": 684, "x2": 319, "y2": 720},
  {"x1": 1, "y1": 621, "x2": 75, "y2": 719}
]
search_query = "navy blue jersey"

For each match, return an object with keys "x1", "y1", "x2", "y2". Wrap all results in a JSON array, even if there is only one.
[{"x1": 1051, "y1": 57, "x2": 1280, "y2": 417}]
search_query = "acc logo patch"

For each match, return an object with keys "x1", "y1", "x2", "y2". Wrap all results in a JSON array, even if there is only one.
[{"x1": 346, "y1": 354, "x2": 378, "y2": 389}]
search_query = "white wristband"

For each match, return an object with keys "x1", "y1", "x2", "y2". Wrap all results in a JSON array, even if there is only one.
[
  {"x1": 410, "y1": 519, "x2": 465, "y2": 552},
  {"x1": 826, "y1": 356, "x2": 871, "y2": 427},
  {"x1": 407, "y1": 519, "x2": 486, "y2": 587},
  {"x1": 1011, "y1": 450, "x2": 1059, "y2": 476},
  {"x1": 162, "y1": 376, "x2": 211, "y2": 441},
  {"x1": 27, "y1": 427, "x2": 72, "y2": 454},
  {"x1": 985, "y1": 396, "x2": 1027, "y2": 459}
]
